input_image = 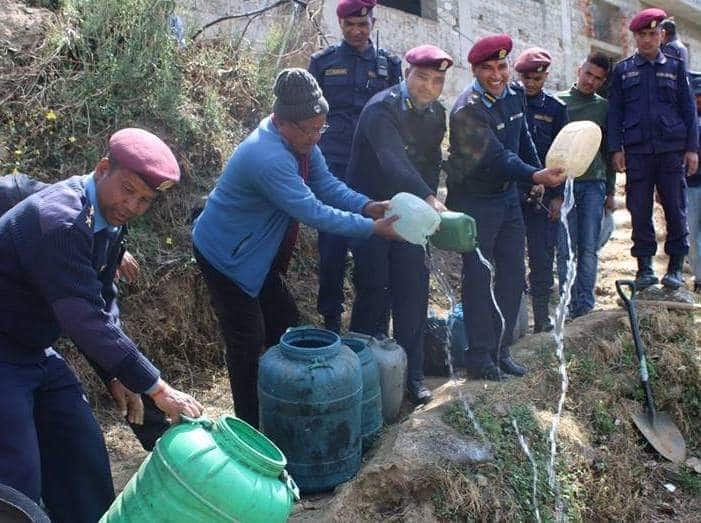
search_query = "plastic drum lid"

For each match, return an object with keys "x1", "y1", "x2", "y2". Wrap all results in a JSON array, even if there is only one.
[{"x1": 545, "y1": 121, "x2": 602, "y2": 178}]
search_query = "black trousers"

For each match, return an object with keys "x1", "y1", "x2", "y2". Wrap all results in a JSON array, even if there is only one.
[{"x1": 194, "y1": 248, "x2": 299, "y2": 427}]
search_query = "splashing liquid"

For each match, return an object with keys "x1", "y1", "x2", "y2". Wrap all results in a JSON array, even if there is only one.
[
  {"x1": 547, "y1": 176, "x2": 576, "y2": 520},
  {"x1": 512, "y1": 417, "x2": 542, "y2": 523},
  {"x1": 425, "y1": 252, "x2": 485, "y2": 440}
]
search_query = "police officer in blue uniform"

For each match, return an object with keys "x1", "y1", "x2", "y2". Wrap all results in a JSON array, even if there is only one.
[
  {"x1": 446, "y1": 34, "x2": 564, "y2": 380},
  {"x1": 514, "y1": 47, "x2": 568, "y2": 333},
  {"x1": 0, "y1": 173, "x2": 171, "y2": 452},
  {"x1": 608, "y1": 8, "x2": 699, "y2": 290},
  {"x1": 347, "y1": 44, "x2": 453, "y2": 404},
  {"x1": 660, "y1": 18, "x2": 689, "y2": 72},
  {"x1": 308, "y1": 0, "x2": 402, "y2": 332},
  {"x1": 0, "y1": 129, "x2": 203, "y2": 523}
]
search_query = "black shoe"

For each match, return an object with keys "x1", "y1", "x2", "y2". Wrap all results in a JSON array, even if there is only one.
[
  {"x1": 408, "y1": 381, "x2": 433, "y2": 405},
  {"x1": 635, "y1": 256, "x2": 659, "y2": 289},
  {"x1": 531, "y1": 295, "x2": 552, "y2": 333},
  {"x1": 661, "y1": 255, "x2": 684, "y2": 290},
  {"x1": 465, "y1": 362, "x2": 505, "y2": 381},
  {"x1": 323, "y1": 315, "x2": 341, "y2": 333},
  {"x1": 533, "y1": 321, "x2": 554, "y2": 333},
  {"x1": 498, "y1": 356, "x2": 528, "y2": 377}
]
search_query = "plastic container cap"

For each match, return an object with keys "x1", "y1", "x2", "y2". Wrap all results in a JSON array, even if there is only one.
[
  {"x1": 545, "y1": 121, "x2": 602, "y2": 178},
  {"x1": 385, "y1": 192, "x2": 440, "y2": 246}
]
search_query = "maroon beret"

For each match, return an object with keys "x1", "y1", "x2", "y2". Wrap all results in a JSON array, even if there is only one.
[
  {"x1": 629, "y1": 8, "x2": 667, "y2": 32},
  {"x1": 405, "y1": 45, "x2": 454, "y2": 72},
  {"x1": 336, "y1": 0, "x2": 376, "y2": 18},
  {"x1": 514, "y1": 47, "x2": 552, "y2": 73},
  {"x1": 108, "y1": 128, "x2": 180, "y2": 192},
  {"x1": 468, "y1": 34, "x2": 513, "y2": 66}
]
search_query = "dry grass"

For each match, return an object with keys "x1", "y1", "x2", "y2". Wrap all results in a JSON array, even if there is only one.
[{"x1": 439, "y1": 307, "x2": 699, "y2": 521}]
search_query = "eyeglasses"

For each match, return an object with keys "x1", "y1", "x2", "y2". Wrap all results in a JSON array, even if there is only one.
[{"x1": 292, "y1": 121, "x2": 330, "y2": 137}]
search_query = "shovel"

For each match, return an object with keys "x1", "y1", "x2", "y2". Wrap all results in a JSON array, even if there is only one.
[{"x1": 615, "y1": 280, "x2": 687, "y2": 463}]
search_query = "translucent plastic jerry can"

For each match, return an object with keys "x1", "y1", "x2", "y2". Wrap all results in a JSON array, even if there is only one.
[
  {"x1": 385, "y1": 192, "x2": 441, "y2": 246},
  {"x1": 546, "y1": 121, "x2": 602, "y2": 178}
]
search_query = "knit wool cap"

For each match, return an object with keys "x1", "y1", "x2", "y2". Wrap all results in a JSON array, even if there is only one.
[{"x1": 273, "y1": 68, "x2": 329, "y2": 122}]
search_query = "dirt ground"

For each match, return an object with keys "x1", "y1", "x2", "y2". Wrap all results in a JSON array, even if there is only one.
[{"x1": 99, "y1": 175, "x2": 699, "y2": 509}]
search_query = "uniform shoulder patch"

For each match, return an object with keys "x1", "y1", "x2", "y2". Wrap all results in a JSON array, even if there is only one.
[
  {"x1": 380, "y1": 49, "x2": 402, "y2": 66},
  {"x1": 548, "y1": 92, "x2": 567, "y2": 107},
  {"x1": 510, "y1": 81, "x2": 524, "y2": 92},
  {"x1": 311, "y1": 45, "x2": 338, "y2": 61},
  {"x1": 616, "y1": 56, "x2": 632, "y2": 67}
]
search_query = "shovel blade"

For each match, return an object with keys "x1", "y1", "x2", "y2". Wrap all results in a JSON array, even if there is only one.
[{"x1": 632, "y1": 411, "x2": 687, "y2": 464}]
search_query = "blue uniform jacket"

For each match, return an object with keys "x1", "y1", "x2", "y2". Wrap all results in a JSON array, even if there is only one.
[
  {"x1": 524, "y1": 90, "x2": 568, "y2": 165},
  {"x1": 309, "y1": 40, "x2": 402, "y2": 170},
  {"x1": 520, "y1": 89, "x2": 568, "y2": 201},
  {"x1": 345, "y1": 83, "x2": 446, "y2": 201},
  {"x1": 0, "y1": 175, "x2": 159, "y2": 393},
  {"x1": 193, "y1": 117, "x2": 374, "y2": 298},
  {"x1": 607, "y1": 51, "x2": 698, "y2": 155},
  {"x1": 446, "y1": 81, "x2": 541, "y2": 207}
]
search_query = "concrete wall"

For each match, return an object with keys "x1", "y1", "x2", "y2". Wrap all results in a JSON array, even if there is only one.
[
  {"x1": 175, "y1": 0, "x2": 700, "y2": 105},
  {"x1": 316, "y1": 0, "x2": 701, "y2": 104}
]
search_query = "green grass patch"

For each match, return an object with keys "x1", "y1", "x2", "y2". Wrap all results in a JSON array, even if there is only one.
[
  {"x1": 677, "y1": 467, "x2": 701, "y2": 495},
  {"x1": 443, "y1": 402, "x2": 583, "y2": 521}
]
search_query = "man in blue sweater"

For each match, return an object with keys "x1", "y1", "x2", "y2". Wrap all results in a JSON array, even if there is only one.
[
  {"x1": 192, "y1": 68, "x2": 399, "y2": 427},
  {"x1": 0, "y1": 129, "x2": 203, "y2": 523}
]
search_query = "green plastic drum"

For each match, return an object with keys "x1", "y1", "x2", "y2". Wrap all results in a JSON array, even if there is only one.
[
  {"x1": 100, "y1": 416, "x2": 299, "y2": 523},
  {"x1": 430, "y1": 211, "x2": 478, "y2": 253}
]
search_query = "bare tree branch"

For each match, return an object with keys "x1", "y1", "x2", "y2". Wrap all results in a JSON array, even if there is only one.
[{"x1": 192, "y1": 0, "x2": 310, "y2": 41}]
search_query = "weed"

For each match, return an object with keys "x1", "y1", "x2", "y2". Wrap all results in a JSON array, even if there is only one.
[
  {"x1": 676, "y1": 467, "x2": 701, "y2": 495},
  {"x1": 442, "y1": 402, "x2": 581, "y2": 521},
  {"x1": 591, "y1": 400, "x2": 617, "y2": 437}
]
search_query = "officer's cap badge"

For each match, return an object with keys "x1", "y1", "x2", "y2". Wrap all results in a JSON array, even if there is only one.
[
  {"x1": 439, "y1": 60, "x2": 449, "y2": 71},
  {"x1": 360, "y1": 7, "x2": 367, "y2": 15},
  {"x1": 499, "y1": 49, "x2": 507, "y2": 59},
  {"x1": 651, "y1": 20, "x2": 657, "y2": 28},
  {"x1": 537, "y1": 65, "x2": 544, "y2": 72}
]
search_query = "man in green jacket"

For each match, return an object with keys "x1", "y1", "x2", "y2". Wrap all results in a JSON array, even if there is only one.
[{"x1": 554, "y1": 52, "x2": 615, "y2": 318}]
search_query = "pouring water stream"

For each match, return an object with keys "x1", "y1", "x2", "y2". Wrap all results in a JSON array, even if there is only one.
[{"x1": 422, "y1": 175, "x2": 576, "y2": 520}]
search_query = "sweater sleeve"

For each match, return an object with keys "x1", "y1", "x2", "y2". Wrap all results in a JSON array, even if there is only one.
[
  {"x1": 600, "y1": 100, "x2": 616, "y2": 195},
  {"x1": 308, "y1": 147, "x2": 370, "y2": 213},
  {"x1": 28, "y1": 225, "x2": 160, "y2": 393},
  {"x1": 254, "y1": 155, "x2": 374, "y2": 238}
]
